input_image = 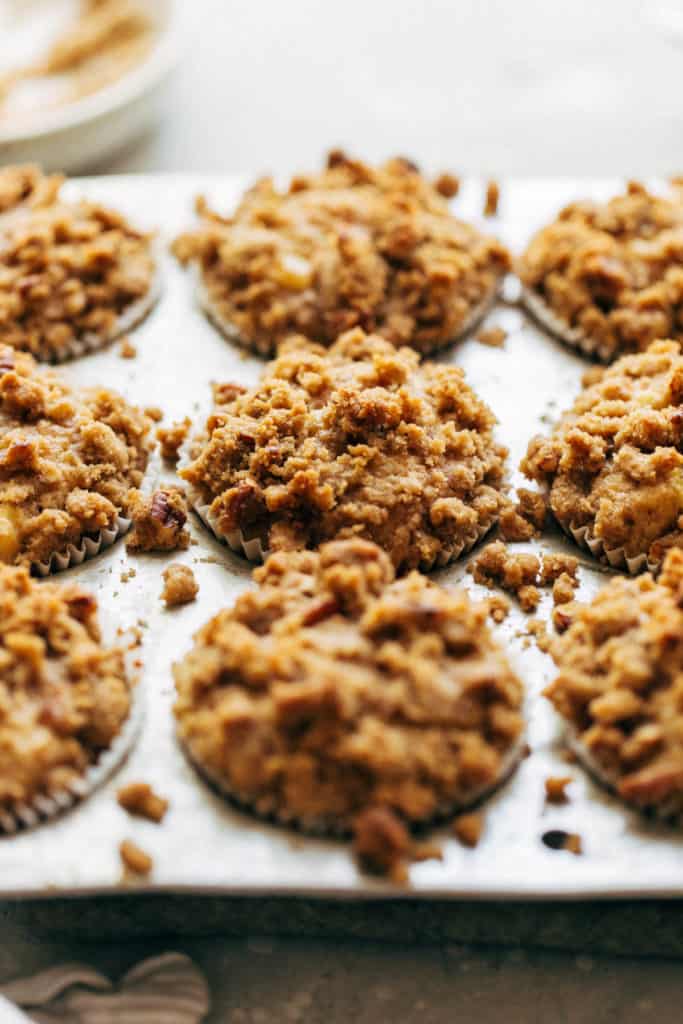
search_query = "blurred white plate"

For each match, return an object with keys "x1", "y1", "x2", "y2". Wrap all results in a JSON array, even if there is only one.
[{"x1": 0, "y1": 0, "x2": 180, "y2": 172}]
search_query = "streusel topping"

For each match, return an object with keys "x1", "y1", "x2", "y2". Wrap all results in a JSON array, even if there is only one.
[
  {"x1": 0, "y1": 565, "x2": 131, "y2": 811},
  {"x1": 181, "y1": 329, "x2": 508, "y2": 571},
  {"x1": 519, "y1": 184, "x2": 683, "y2": 361},
  {"x1": 0, "y1": 345, "x2": 151, "y2": 568},
  {"x1": 173, "y1": 539, "x2": 524, "y2": 831},
  {"x1": 522, "y1": 340, "x2": 683, "y2": 564},
  {"x1": 546, "y1": 548, "x2": 683, "y2": 814},
  {"x1": 172, "y1": 150, "x2": 510, "y2": 357},
  {"x1": 0, "y1": 169, "x2": 156, "y2": 361}
]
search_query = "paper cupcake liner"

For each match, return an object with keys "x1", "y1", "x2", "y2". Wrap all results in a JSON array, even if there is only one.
[
  {"x1": 520, "y1": 285, "x2": 615, "y2": 363},
  {"x1": 32, "y1": 514, "x2": 132, "y2": 578},
  {"x1": 179, "y1": 731, "x2": 526, "y2": 838},
  {"x1": 562, "y1": 519, "x2": 657, "y2": 575},
  {"x1": 0, "y1": 676, "x2": 144, "y2": 835},
  {"x1": 566, "y1": 730, "x2": 683, "y2": 825},
  {"x1": 195, "y1": 271, "x2": 502, "y2": 358}
]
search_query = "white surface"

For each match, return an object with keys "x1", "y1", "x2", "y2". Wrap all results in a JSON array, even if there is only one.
[{"x1": 1, "y1": 172, "x2": 682, "y2": 902}]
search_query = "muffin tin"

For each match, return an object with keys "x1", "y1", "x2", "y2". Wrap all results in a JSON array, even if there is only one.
[{"x1": 1, "y1": 173, "x2": 682, "y2": 901}]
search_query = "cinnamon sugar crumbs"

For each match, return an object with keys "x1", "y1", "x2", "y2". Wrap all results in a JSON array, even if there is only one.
[
  {"x1": 452, "y1": 811, "x2": 484, "y2": 847},
  {"x1": 126, "y1": 487, "x2": 190, "y2": 553},
  {"x1": 161, "y1": 563, "x2": 198, "y2": 607},
  {"x1": 120, "y1": 839, "x2": 153, "y2": 876},
  {"x1": 117, "y1": 782, "x2": 168, "y2": 823}
]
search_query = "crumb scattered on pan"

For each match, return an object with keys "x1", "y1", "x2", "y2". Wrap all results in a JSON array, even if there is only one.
[
  {"x1": 157, "y1": 417, "x2": 192, "y2": 464},
  {"x1": 545, "y1": 776, "x2": 572, "y2": 804},
  {"x1": 552, "y1": 601, "x2": 580, "y2": 634},
  {"x1": 145, "y1": 406, "x2": 163, "y2": 422},
  {"x1": 526, "y1": 617, "x2": 551, "y2": 653},
  {"x1": 484, "y1": 180, "x2": 500, "y2": 216},
  {"x1": 475, "y1": 325, "x2": 507, "y2": 348},
  {"x1": 486, "y1": 593, "x2": 510, "y2": 623},
  {"x1": 434, "y1": 172, "x2": 460, "y2": 198},
  {"x1": 518, "y1": 584, "x2": 540, "y2": 613},
  {"x1": 352, "y1": 806, "x2": 413, "y2": 883},
  {"x1": 120, "y1": 567, "x2": 136, "y2": 583},
  {"x1": 468, "y1": 541, "x2": 540, "y2": 606},
  {"x1": 542, "y1": 830, "x2": 582, "y2": 855},
  {"x1": 120, "y1": 839, "x2": 153, "y2": 876},
  {"x1": 117, "y1": 782, "x2": 168, "y2": 823},
  {"x1": 498, "y1": 489, "x2": 547, "y2": 542},
  {"x1": 452, "y1": 811, "x2": 484, "y2": 847},
  {"x1": 540, "y1": 552, "x2": 579, "y2": 585},
  {"x1": 552, "y1": 573, "x2": 577, "y2": 606},
  {"x1": 119, "y1": 337, "x2": 136, "y2": 359},
  {"x1": 126, "y1": 487, "x2": 190, "y2": 553},
  {"x1": 161, "y1": 563, "x2": 198, "y2": 607}
]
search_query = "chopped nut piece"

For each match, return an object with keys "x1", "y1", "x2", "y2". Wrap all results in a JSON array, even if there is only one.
[
  {"x1": 475, "y1": 325, "x2": 506, "y2": 348},
  {"x1": 120, "y1": 839, "x2": 153, "y2": 876},
  {"x1": 119, "y1": 337, "x2": 137, "y2": 359},
  {"x1": 452, "y1": 811, "x2": 484, "y2": 847},
  {"x1": 126, "y1": 487, "x2": 190, "y2": 553},
  {"x1": 434, "y1": 172, "x2": 460, "y2": 199},
  {"x1": 545, "y1": 776, "x2": 572, "y2": 804},
  {"x1": 161, "y1": 563, "x2": 199, "y2": 607},
  {"x1": 117, "y1": 782, "x2": 168, "y2": 823},
  {"x1": 484, "y1": 180, "x2": 500, "y2": 216},
  {"x1": 157, "y1": 417, "x2": 191, "y2": 463}
]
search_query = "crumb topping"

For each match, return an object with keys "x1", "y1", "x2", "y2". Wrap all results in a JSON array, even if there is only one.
[
  {"x1": 157, "y1": 417, "x2": 191, "y2": 463},
  {"x1": 173, "y1": 539, "x2": 524, "y2": 831},
  {"x1": 498, "y1": 488, "x2": 547, "y2": 542},
  {"x1": 0, "y1": 565, "x2": 130, "y2": 811},
  {"x1": 546, "y1": 547, "x2": 683, "y2": 813},
  {"x1": 519, "y1": 186, "x2": 683, "y2": 361},
  {"x1": 126, "y1": 487, "x2": 190, "y2": 553},
  {"x1": 172, "y1": 150, "x2": 510, "y2": 357},
  {"x1": 0, "y1": 345, "x2": 151, "y2": 567},
  {"x1": 117, "y1": 781, "x2": 168, "y2": 822},
  {"x1": 0, "y1": 170, "x2": 156, "y2": 361},
  {"x1": 522, "y1": 340, "x2": 683, "y2": 563},
  {"x1": 181, "y1": 329, "x2": 508, "y2": 572},
  {"x1": 161, "y1": 563, "x2": 198, "y2": 607}
]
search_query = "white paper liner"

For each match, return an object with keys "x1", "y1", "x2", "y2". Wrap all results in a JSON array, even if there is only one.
[
  {"x1": 566, "y1": 729, "x2": 682, "y2": 825},
  {"x1": 32, "y1": 514, "x2": 132, "y2": 578},
  {"x1": 195, "y1": 269, "x2": 502, "y2": 357},
  {"x1": 0, "y1": 675, "x2": 144, "y2": 835},
  {"x1": 520, "y1": 285, "x2": 615, "y2": 362},
  {"x1": 563, "y1": 519, "x2": 658, "y2": 575},
  {"x1": 179, "y1": 730, "x2": 526, "y2": 838}
]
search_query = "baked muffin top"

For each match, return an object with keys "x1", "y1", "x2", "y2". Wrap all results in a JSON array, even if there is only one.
[
  {"x1": 0, "y1": 565, "x2": 131, "y2": 813},
  {"x1": 546, "y1": 547, "x2": 683, "y2": 816},
  {"x1": 0, "y1": 345, "x2": 152, "y2": 568},
  {"x1": 519, "y1": 183, "x2": 683, "y2": 362},
  {"x1": 0, "y1": 166, "x2": 156, "y2": 361},
  {"x1": 173, "y1": 539, "x2": 524, "y2": 831},
  {"x1": 181, "y1": 328, "x2": 508, "y2": 572},
  {"x1": 522, "y1": 340, "x2": 683, "y2": 566},
  {"x1": 172, "y1": 150, "x2": 510, "y2": 357}
]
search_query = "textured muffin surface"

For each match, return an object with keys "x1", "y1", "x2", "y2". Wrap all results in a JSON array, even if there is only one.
[
  {"x1": 519, "y1": 184, "x2": 683, "y2": 361},
  {"x1": 522, "y1": 340, "x2": 683, "y2": 565},
  {"x1": 172, "y1": 151, "x2": 510, "y2": 356},
  {"x1": 0, "y1": 565, "x2": 131, "y2": 812},
  {"x1": 546, "y1": 548, "x2": 683, "y2": 816},
  {"x1": 173, "y1": 539, "x2": 524, "y2": 831},
  {"x1": 0, "y1": 345, "x2": 152, "y2": 568},
  {"x1": 181, "y1": 329, "x2": 508, "y2": 571}
]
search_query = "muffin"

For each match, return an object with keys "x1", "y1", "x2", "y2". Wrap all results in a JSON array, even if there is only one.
[
  {"x1": 180, "y1": 329, "x2": 508, "y2": 571},
  {"x1": 546, "y1": 548, "x2": 683, "y2": 819},
  {"x1": 0, "y1": 166, "x2": 158, "y2": 362},
  {"x1": 172, "y1": 150, "x2": 510, "y2": 357},
  {"x1": 173, "y1": 539, "x2": 525, "y2": 833},
  {"x1": 0, "y1": 565, "x2": 133, "y2": 829},
  {"x1": 519, "y1": 182, "x2": 683, "y2": 362},
  {"x1": 0, "y1": 345, "x2": 152, "y2": 573},
  {"x1": 522, "y1": 340, "x2": 683, "y2": 572}
]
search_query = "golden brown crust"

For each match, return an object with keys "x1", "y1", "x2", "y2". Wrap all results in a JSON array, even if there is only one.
[
  {"x1": 522, "y1": 340, "x2": 683, "y2": 564},
  {"x1": 546, "y1": 548, "x2": 683, "y2": 816},
  {"x1": 0, "y1": 346, "x2": 151, "y2": 568},
  {"x1": 181, "y1": 329, "x2": 508, "y2": 572},
  {"x1": 172, "y1": 151, "x2": 510, "y2": 357},
  {"x1": 519, "y1": 186, "x2": 683, "y2": 361},
  {"x1": 0, "y1": 171, "x2": 156, "y2": 362},
  {"x1": 0, "y1": 565, "x2": 131, "y2": 812},
  {"x1": 173, "y1": 539, "x2": 524, "y2": 832}
]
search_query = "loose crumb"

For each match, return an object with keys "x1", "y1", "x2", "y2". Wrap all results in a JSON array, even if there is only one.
[
  {"x1": 161, "y1": 563, "x2": 198, "y2": 607},
  {"x1": 475, "y1": 325, "x2": 507, "y2": 348},
  {"x1": 545, "y1": 776, "x2": 572, "y2": 804},
  {"x1": 117, "y1": 782, "x2": 168, "y2": 823},
  {"x1": 487, "y1": 593, "x2": 510, "y2": 623},
  {"x1": 352, "y1": 806, "x2": 412, "y2": 883},
  {"x1": 468, "y1": 540, "x2": 540, "y2": 606},
  {"x1": 145, "y1": 406, "x2": 164, "y2": 423},
  {"x1": 518, "y1": 584, "x2": 540, "y2": 613},
  {"x1": 552, "y1": 572, "x2": 577, "y2": 606},
  {"x1": 484, "y1": 180, "x2": 500, "y2": 216},
  {"x1": 126, "y1": 487, "x2": 190, "y2": 553},
  {"x1": 540, "y1": 553, "x2": 579, "y2": 585},
  {"x1": 499, "y1": 489, "x2": 547, "y2": 542},
  {"x1": 552, "y1": 601, "x2": 580, "y2": 634},
  {"x1": 120, "y1": 839, "x2": 153, "y2": 876},
  {"x1": 541, "y1": 829, "x2": 582, "y2": 855},
  {"x1": 452, "y1": 811, "x2": 484, "y2": 847},
  {"x1": 119, "y1": 337, "x2": 136, "y2": 359},
  {"x1": 157, "y1": 417, "x2": 192, "y2": 464},
  {"x1": 434, "y1": 172, "x2": 460, "y2": 199},
  {"x1": 527, "y1": 617, "x2": 551, "y2": 653},
  {"x1": 120, "y1": 568, "x2": 136, "y2": 584}
]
